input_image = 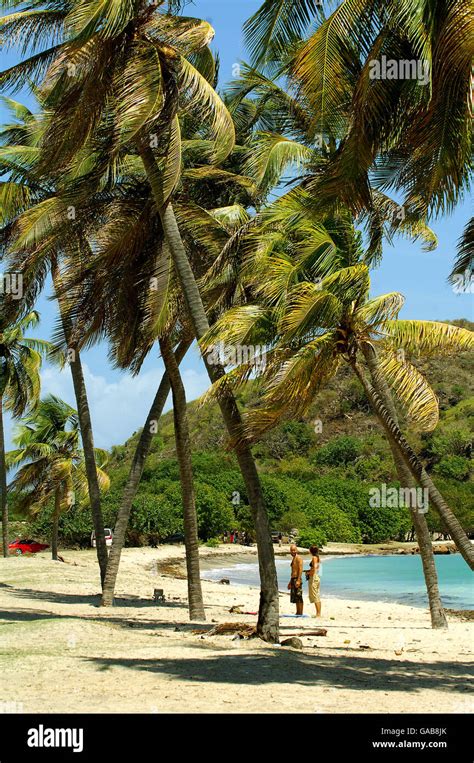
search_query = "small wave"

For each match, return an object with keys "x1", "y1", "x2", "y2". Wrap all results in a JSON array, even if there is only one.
[{"x1": 204, "y1": 562, "x2": 260, "y2": 578}]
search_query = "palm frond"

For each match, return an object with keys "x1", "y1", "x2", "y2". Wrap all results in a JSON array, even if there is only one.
[
  {"x1": 0, "y1": 43, "x2": 64, "y2": 92},
  {"x1": 378, "y1": 349, "x2": 439, "y2": 432},
  {"x1": 450, "y1": 216, "x2": 473, "y2": 280},
  {"x1": 208, "y1": 205, "x2": 251, "y2": 232},
  {"x1": 0, "y1": 9, "x2": 66, "y2": 55},
  {"x1": 280, "y1": 284, "x2": 343, "y2": 340},
  {"x1": 201, "y1": 304, "x2": 275, "y2": 352},
  {"x1": 114, "y1": 39, "x2": 164, "y2": 144},
  {"x1": 179, "y1": 57, "x2": 235, "y2": 163},
  {"x1": 244, "y1": 131, "x2": 313, "y2": 193},
  {"x1": 244, "y1": 0, "x2": 324, "y2": 67},
  {"x1": 146, "y1": 13, "x2": 215, "y2": 54},
  {"x1": 290, "y1": 0, "x2": 372, "y2": 136},
  {"x1": 384, "y1": 320, "x2": 474, "y2": 357},
  {"x1": 65, "y1": 0, "x2": 137, "y2": 40},
  {"x1": 356, "y1": 292, "x2": 405, "y2": 329},
  {"x1": 159, "y1": 114, "x2": 182, "y2": 206}
]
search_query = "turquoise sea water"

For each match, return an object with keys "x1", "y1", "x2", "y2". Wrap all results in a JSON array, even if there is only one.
[{"x1": 204, "y1": 554, "x2": 474, "y2": 610}]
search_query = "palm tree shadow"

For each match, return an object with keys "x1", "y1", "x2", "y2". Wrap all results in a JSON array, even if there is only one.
[
  {"x1": 86, "y1": 651, "x2": 473, "y2": 694},
  {"x1": 0, "y1": 606, "x2": 210, "y2": 634},
  {"x1": 0, "y1": 584, "x2": 184, "y2": 608}
]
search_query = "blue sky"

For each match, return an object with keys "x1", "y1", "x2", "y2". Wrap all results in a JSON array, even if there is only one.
[{"x1": 1, "y1": 0, "x2": 472, "y2": 452}]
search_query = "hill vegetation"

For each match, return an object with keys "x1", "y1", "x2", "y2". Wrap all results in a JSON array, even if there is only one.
[{"x1": 24, "y1": 330, "x2": 473, "y2": 548}]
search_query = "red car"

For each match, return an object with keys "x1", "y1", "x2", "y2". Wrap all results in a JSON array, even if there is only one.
[{"x1": 8, "y1": 538, "x2": 49, "y2": 555}]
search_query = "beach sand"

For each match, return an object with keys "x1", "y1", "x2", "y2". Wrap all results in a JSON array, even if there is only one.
[{"x1": 0, "y1": 545, "x2": 472, "y2": 714}]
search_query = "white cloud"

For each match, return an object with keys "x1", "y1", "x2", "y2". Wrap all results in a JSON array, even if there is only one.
[{"x1": 5, "y1": 361, "x2": 210, "y2": 451}]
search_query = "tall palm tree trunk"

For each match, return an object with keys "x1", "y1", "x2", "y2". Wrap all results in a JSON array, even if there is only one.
[
  {"x1": 139, "y1": 141, "x2": 279, "y2": 641},
  {"x1": 52, "y1": 485, "x2": 61, "y2": 561},
  {"x1": 160, "y1": 337, "x2": 205, "y2": 621},
  {"x1": 51, "y1": 258, "x2": 108, "y2": 586},
  {"x1": 360, "y1": 344, "x2": 447, "y2": 628},
  {"x1": 101, "y1": 337, "x2": 192, "y2": 606},
  {"x1": 351, "y1": 358, "x2": 474, "y2": 570},
  {"x1": 139, "y1": 148, "x2": 279, "y2": 641},
  {"x1": 0, "y1": 397, "x2": 9, "y2": 557},
  {"x1": 158, "y1": 202, "x2": 279, "y2": 642}
]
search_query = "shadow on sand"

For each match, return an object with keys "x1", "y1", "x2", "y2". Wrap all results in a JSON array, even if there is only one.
[
  {"x1": 84, "y1": 651, "x2": 472, "y2": 695},
  {"x1": 0, "y1": 582, "x2": 184, "y2": 609}
]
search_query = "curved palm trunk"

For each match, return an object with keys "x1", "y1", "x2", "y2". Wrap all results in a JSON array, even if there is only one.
[
  {"x1": 101, "y1": 337, "x2": 192, "y2": 606},
  {"x1": 52, "y1": 485, "x2": 61, "y2": 561},
  {"x1": 51, "y1": 258, "x2": 108, "y2": 586},
  {"x1": 0, "y1": 397, "x2": 8, "y2": 558},
  {"x1": 351, "y1": 358, "x2": 474, "y2": 570},
  {"x1": 140, "y1": 150, "x2": 279, "y2": 641},
  {"x1": 361, "y1": 344, "x2": 447, "y2": 628},
  {"x1": 160, "y1": 337, "x2": 205, "y2": 621}
]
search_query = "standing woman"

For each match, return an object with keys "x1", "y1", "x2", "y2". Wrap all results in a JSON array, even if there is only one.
[{"x1": 307, "y1": 546, "x2": 322, "y2": 618}]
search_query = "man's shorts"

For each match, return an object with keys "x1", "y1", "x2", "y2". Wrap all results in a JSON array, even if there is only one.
[{"x1": 290, "y1": 579, "x2": 303, "y2": 604}]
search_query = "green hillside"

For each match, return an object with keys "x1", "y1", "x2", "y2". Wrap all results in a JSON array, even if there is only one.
[{"x1": 27, "y1": 325, "x2": 473, "y2": 548}]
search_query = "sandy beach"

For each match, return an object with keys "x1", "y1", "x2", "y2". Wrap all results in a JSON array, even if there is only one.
[{"x1": 0, "y1": 545, "x2": 472, "y2": 714}]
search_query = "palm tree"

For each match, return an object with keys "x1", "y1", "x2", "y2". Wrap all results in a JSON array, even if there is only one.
[
  {"x1": 203, "y1": 217, "x2": 435, "y2": 626},
  {"x1": 244, "y1": 0, "x2": 473, "y2": 221},
  {"x1": 0, "y1": 2, "x2": 280, "y2": 638},
  {"x1": 357, "y1": 340, "x2": 447, "y2": 627},
  {"x1": 0, "y1": 97, "x2": 223, "y2": 614},
  {"x1": 0, "y1": 311, "x2": 49, "y2": 556},
  {"x1": 160, "y1": 335, "x2": 205, "y2": 620},
  {"x1": 225, "y1": 60, "x2": 439, "y2": 267},
  {"x1": 451, "y1": 217, "x2": 474, "y2": 284},
  {"x1": 194, "y1": 99, "x2": 457, "y2": 625},
  {"x1": 0, "y1": 79, "x2": 260, "y2": 616},
  {"x1": 201, "y1": 234, "x2": 474, "y2": 565},
  {"x1": 51, "y1": 164, "x2": 254, "y2": 620},
  {"x1": 204, "y1": 69, "x2": 474, "y2": 576},
  {"x1": 7, "y1": 395, "x2": 109, "y2": 560},
  {"x1": 199, "y1": 180, "x2": 460, "y2": 626},
  {"x1": 0, "y1": 97, "x2": 110, "y2": 583}
]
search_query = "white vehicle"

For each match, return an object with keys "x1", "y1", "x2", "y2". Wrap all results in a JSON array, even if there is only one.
[{"x1": 91, "y1": 529, "x2": 113, "y2": 548}]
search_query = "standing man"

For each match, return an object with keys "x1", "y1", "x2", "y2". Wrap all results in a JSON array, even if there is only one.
[{"x1": 288, "y1": 544, "x2": 304, "y2": 615}]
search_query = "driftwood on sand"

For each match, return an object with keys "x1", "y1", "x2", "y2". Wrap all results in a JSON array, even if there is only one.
[
  {"x1": 293, "y1": 629, "x2": 327, "y2": 637},
  {"x1": 191, "y1": 623, "x2": 328, "y2": 639},
  {"x1": 193, "y1": 622, "x2": 257, "y2": 638}
]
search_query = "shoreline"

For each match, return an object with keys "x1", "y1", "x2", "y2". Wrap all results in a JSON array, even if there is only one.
[
  {"x1": 156, "y1": 538, "x2": 459, "y2": 571},
  {"x1": 157, "y1": 544, "x2": 474, "y2": 620},
  {"x1": 195, "y1": 550, "x2": 472, "y2": 613}
]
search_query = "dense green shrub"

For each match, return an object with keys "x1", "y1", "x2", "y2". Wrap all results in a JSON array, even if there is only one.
[
  {"x1": 427, "y1": 426, "x2": 472, "y2": 459},
  {"x1": 276, "y1": 456, "x2": 315, "y2": 480},
  {"x1": 347, "y1": 454, "x2": 395, "y2": 482},
  {"x1": 194, "y1": 483, "x2": 235, "y2": 540},
  {"x1": 297, "y1": 528, "x2": 327, "y2": 548},
  {"x1": 358, "y1": 502, "x2": 412, "y2": 544},
  {"x1": 429, "y1": 479, "x2": 474, "y2": 534},
  {"x1": 305, "y1": 477, "x2": 369, "y2": 525},
  {"x1": 204, "y1": 537, "x2": 221, "y2": 548},
  {"x1": 278, "y1": 509, "x2": 309, "y2": 533},
  {"x1": 131, "y1": 491, "x2": 183, "y2": 539},
  {"x1": 305, "y1": 496, "x2": 361, "y2": 544},
  {"x1": 434, "y1": 455, "x2": 471, "y2": 481},
  {"x1": 312, "y1": 436, "x2": 363, "y2": 466},
  {"x1": 26, "y1": 502, "x2": 117, "y2": 548},
  {"x1": 259, "y1": 474, "x2": 314, "y2": 525},
  {"x1": 255, "y1": 421, "x2": 316, "y2": 460}
]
